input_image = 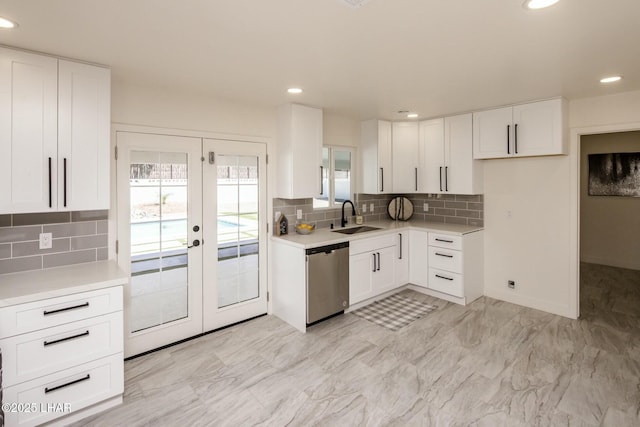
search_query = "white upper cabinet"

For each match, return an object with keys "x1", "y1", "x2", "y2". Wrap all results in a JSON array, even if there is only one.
[
  {"x1": 58, "y1": 60, "x2": 111, "y2": 211},
  {"x1": 361, "y1": 120, "x2": 393, "y2": 194},
  {"x1": 0, "y1": 48, "x2": 59, "y2": 213},
  {"x1": 420, "y1": 114, "x2": 482, "y2": 194},
  {"x1": 473, "y1": 98, "x2": 567, "y2": 159},
  {"x1": 392, "y1": 122, "x2": 420, "y2": 193},
  {"x1": 0, "y1": 47, "x2": 111, "y2": 214},
  {"x1": 277, "y1": 104, "x2": 323, "y2": 199}
]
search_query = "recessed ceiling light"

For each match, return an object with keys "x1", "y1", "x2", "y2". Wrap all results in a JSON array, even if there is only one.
[
  {"x1": 600, "y1": 76, "x2": 622, "y2": 84},
  {"x1": 523, "y1": 0, "x2": 560, "y2": 10},
  {"x1": 0, "y1": 16, "x2": 17, "y2": 28},
  {"x1": 287, "y1": 88, "x2": 303, "y2": 94},
  {"x1": 407, "y1": 113, "x2": 418, "y2": 118}
]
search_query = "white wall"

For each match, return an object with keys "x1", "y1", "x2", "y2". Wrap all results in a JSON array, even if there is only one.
[
  {"x1": 484, "y1": 89, "x2": 640, "y2": 318},
  {"x1": 580, "y1": 132, "x2": 640, "y2": 270},
  {"x1": 323, "y1": 112, "x2": 360, "y2": 147}
]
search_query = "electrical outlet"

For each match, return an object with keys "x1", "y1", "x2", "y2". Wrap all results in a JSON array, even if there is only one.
[
  {"x1": 370, "y1": 203, "x2": 374, "y2": 212},
  {"x1": 423, "y1": 203, "x2": 429, "y2": 212},
  {"x1": 274, "y1": 211, "x2": 281, "y2": 221},
  {"x1": 39, "y1": 232, "x2": 52, "y2": 250},
  {"x1": 362, "y1": 204, "x2": 367, "y2": 213},
  {"x1": 296, "y1": 209, "x2": 302, "y2": 220},
  {"x1": 508, "y1": 280, "x2": 515, "y2": 289}
]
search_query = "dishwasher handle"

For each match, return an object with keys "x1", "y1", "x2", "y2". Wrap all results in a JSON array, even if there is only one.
[{"x1": 305, "y1": 241, "x2": 349, "y2": 256}]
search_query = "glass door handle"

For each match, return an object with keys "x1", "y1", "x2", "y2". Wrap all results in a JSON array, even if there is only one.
[{"x1": 188, "y1": 240, "x2": 200, "y2": 248}]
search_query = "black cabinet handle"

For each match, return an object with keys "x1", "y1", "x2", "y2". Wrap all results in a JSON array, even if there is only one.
[
  {"x1": 398, "y1": 234, "x2": 403, "y2": 259},
  {"x1": 415, "y1": 168, "x2": 418, "y2": 191},
  {"x1": 44, "y1": 330, "x2": 89, "y2": 346},
  {"x1": 507, "y1": 125, "x2": 510, "y2": 154},
  {"x1": 380, "y1": 168, "x2": 384, "y2": 192},
  {"x1": 435, "y1": 238, "x2": 454, "y2": 243},
  {"x1": 445, "y1": 166, "x2": 449, "y2": 191},
  {"x1": 372, "y1": 253, "x2": 376, "y2": 272},
  {"x1": 435, "y1": 252, "x2": 454, "y2": 258},
  {"x1": 43, "y1": 302, "x2": 89, "y2": 316},
  {"x1": 63, "y1": 157, "x2": 67, "y2": 207},
  {"x1": 515, "y1": 123, "x2": 518, "y2": 154},
  {"x1": 48, "y1": 157, "x2": 52, "y2": 208},
  {"x1": 435, "y1": 274, "x2": 454, "y2": 281},
  {"x1": 45, "y1": 374, "x2": 90, "y2": 394},
  {"x1": 439, "y1": 166, "x2": 443, "y2": 191},
  {"x1": 320, "y1": 166, "x2": 324, "y2": 195}
]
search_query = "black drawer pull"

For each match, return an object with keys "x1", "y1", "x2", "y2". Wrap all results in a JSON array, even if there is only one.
[
  {"x1": 435, "y1": 274, "x2": 454, "y2": 281},
  {"x1": 44, "y1": 330, "x2": 90, "y2": 347},
  {"x1": 45, "y1": 374, "x2": 91, "y2": 394},
  {"x1": 435, "y1": 253, "x2": 454, "y2": 258},
  {"x1": 435, "y1": 238, "x2": 454, "y2": 243},
  {"x1": 43, "y1": 302, "x2": 90, "y2": 316}
]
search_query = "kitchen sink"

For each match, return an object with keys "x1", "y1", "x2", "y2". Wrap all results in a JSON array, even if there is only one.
[{"x1": 332, "y1": 226, "x2": 381, "y2": 235}]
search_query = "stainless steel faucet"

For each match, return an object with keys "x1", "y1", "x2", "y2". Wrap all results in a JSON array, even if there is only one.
[{"x1": 341, "y1": 200, "x2": 356, "y2": 227}]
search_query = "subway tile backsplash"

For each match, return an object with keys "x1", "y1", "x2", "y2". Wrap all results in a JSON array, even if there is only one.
[
  {"x1": 273, "y1": 193, "x2": 484, "y2": 230},
  {"x1": 0, "y1": 210, "x2": 109, "y2": 275}
]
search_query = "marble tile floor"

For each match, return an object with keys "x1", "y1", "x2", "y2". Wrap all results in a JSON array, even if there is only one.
[{"x1": 75, "y1": 263, "x2": 640, "y2": 426}]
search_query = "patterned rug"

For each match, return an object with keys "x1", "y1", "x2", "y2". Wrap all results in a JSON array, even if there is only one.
[{"x1": 351, "y1": 294, "x2": 438, "y2": 331}]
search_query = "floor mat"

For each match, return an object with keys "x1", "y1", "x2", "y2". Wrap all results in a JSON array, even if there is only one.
[{"x1": 351, "y1": 293, "x2": 438, "y2": 331}]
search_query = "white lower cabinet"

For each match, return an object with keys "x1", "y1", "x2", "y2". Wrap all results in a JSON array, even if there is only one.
[
  {"x1": 0, "y1": 286, "x2": 124, "y2": 427},
  {"x1": 349, "y1": 234, "x2": 396, "y2": 305},
  {"x1": 424, "y1": 231, "x2": 484, "y2": 304},
  {"x1": 409, "y1": 229, "x2": 429, "y2": 287},
  {"x1": 394, "y1": 231, "x2": 410, "y2": 286}
]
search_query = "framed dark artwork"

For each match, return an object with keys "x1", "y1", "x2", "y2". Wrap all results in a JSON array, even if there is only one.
[{"x1": 588, "y1": 152, "x2": 640, "y2": 197}]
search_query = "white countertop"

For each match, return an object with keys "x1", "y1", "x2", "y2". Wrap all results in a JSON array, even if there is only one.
[
  {"x1": 271, "y1": 220, "x2": 483, "y2": 249},
  {"x1": 0, "y1": 261, "x2": 128, "y2": 307}
]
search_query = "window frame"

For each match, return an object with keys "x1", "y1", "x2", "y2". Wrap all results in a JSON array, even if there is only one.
[{"x1": 313, "y1": 145, "x2": 356, "y2": 210}]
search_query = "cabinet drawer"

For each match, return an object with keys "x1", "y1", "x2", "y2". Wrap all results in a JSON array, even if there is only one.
[
  {"x1": 2, "y1": 353, "x2": 124, "y2": 427},
  {"x1": 428, "y1": 233, "x2": 462, "y2": 250},
  {"x1": 428, "y1": 247, "x2": 462, "y2": 274},
  {"x1": 349, "y1": 233, "x2": 396, "y2": 256},
  {"x1": 428, "y1": 268, "x2": 463, "y2": 298},
  {"x1": 0, "y1": 312, "x2": 123, "y2": 387},
  {"x1": 0, "y1": 286, "x2": 123, "y2": 338}
]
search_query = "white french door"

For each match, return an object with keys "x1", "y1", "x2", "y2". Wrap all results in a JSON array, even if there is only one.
[
  {"x1": 202, "y1": 139, "x2": 268, "y2": 331},
  {"x1": 116, "y1": 132, "x2": 267, "y2": 357}
]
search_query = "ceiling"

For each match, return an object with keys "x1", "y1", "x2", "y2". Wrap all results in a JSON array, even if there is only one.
[{"x1": 1, "y1": 0, "x2": 638, "y2": 120}]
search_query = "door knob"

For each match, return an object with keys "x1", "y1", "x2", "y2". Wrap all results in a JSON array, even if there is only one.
[
  {"x1": 188, "y1": 240, "x2": 200, "y2": 249},
  {"x1": 193, "y1": 225, "x2": 200, "y2": 232}
]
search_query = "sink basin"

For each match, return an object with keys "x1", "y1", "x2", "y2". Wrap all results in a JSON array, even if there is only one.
[{"x1": 332, "y1": 226, "x2": 381, "y2": 235}]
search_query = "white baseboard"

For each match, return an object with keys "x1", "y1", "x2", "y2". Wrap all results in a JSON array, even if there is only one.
[
  {"x1": 580, "y1": 255, "x2": 640, "y2": 271},
  {"x1": 483, "y1": 287, "x2": 575, "y2": 319}
]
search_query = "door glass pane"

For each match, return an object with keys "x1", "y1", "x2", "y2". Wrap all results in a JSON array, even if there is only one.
[
  {"x1": 217, "y1": 155, "x2": 260, "y2": 308},
  {"x1": 129, "y1": 151, "x2": 189, "y2": 333},
  {"x1": 313, "y1": 147, "x2": 330, "y2": 208},
  {"x1": 334, "y1": 149, "x2": 352, "y2": 206}
]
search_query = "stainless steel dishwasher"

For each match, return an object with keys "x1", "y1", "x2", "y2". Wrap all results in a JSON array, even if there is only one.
[{"x1": 306, "y1": 241, "x2": 349, "y2": 324}]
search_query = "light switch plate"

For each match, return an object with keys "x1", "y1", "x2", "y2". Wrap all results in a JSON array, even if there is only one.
[
  {"x1": 423, "y1": 203, "x2": 429, "y2": 212},
  {"x1": 39, "y1": 232, "x2": 52, "y2": 250},
  {"x1": 370, "y1": 203, "x2": 374, "y2": 212},
  {"x1": 297, "y1": 209, "x2": 303, "y2": 220},
  {"x1": 362, "y1": 204, "x2": 367, "y2": 213}
]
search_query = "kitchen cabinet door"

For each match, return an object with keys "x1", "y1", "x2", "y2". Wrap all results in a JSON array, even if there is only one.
[
  {"x1": 277, "y1": 104, "x2": 323, "y2": 199},
  {"x1": 420, "y1": 118, "x2": 445, "y2": 193},
  {"x1": 512, "y1": 99, "x2": 566, "y2": 157},
  {"x1": 472, "y1": 106, "x2": 512, "y2": 159},
  {"x1": 58, "y1": 60, "x2": 111, "y2": 211},
  {"x1": 349, "y1": 252, "x2": 375, "y2": 304},
  {"x1": 392, "y1": 122, "x2": 419, "y2": 193},
  {"x1": 409, "y1": 229, "x2": 428, "y2": 287},
  {"x1": 445, "y1": 113, "x2": 482, "y2": 194},
  {"x1": 394, "y1": 231, "x2": 410, "y2": 286},
  {"x1": 361, "y1": 120, "x2": 393, "y2": 194},
  {"x1": 372, "y1": 246, "x2": 396, "y2": 294},
  {"x1": 0, "y1": 48, "x2": 58, "y2": 214}
]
